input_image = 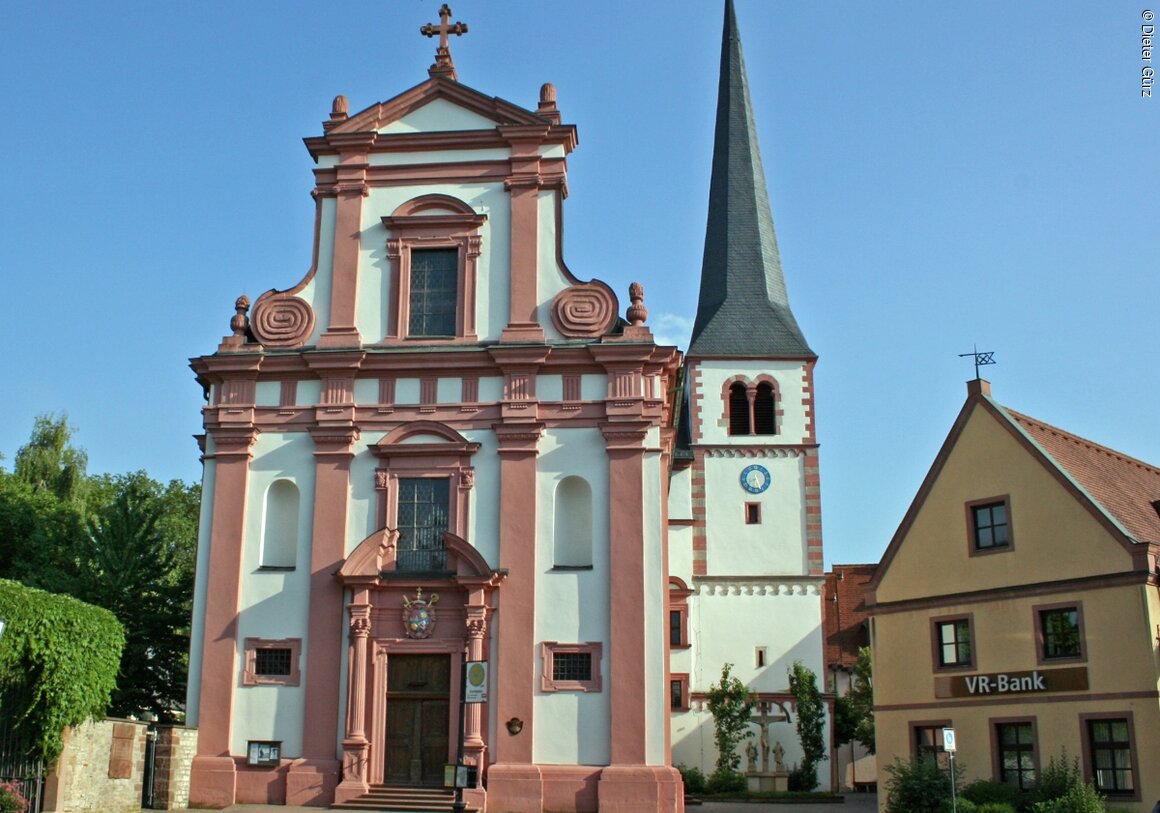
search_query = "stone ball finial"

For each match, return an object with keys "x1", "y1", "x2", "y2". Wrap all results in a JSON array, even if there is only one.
[
  {"x1": 231, "y1": 295, "x2": 251, "y2": 338},
  {"x1": 626, "y1": 282, "x2": 647, "y2": 326}
]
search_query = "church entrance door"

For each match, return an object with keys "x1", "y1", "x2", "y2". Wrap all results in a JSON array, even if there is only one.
[{"x1": 384, "y1": 654, "x2": 451, "y2": 785}]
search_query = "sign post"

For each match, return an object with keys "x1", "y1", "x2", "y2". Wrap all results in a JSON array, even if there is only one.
[{"x1": 942, "y1": 728, "x2": 957, "y2": 813}]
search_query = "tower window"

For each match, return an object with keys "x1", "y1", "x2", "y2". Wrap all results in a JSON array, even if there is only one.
[
  {"x1": 753, "y1": 382, "x2": 776, "y2": 434},
  {"x1": 745, "y1": 502, "x2": 761, "y2": 524},
  {"x1": 728, "y1": 382, "x2": 751, "y2": 435}
]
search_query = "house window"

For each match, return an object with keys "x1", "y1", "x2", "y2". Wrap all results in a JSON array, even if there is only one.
[
  {"x1": 728, "y1": 382, "x2": 750, "y2": 435},
  {"x1": 243, "y1": 638, "x2": 302, "y2": 686},
  {"x1": 1085, "y1": 716, "x2": 1135, "y2": 796},
  {"x1": 913, "y1": 724, "x2": 950, "y2": 769},
  {"x1": 753, "y1": 382, "x2": 776, "y2": 435},
  {"x1": 995, "y1": 721, "x2": 1037, "y2": 791},
  {"x1": 745, "y1": 502, "x2": 761, "y2": 524},
  {"x1": 933, "y1": 617, "x2": 973, "y2": 668},
  {"x1": 970, "y1": 498, "x2": 1011, "y2": 551},
  {"x1": 669, "y1": 610, "x2": 683, "y2": 647},
  {"x1": 1038, "y1": 604, "x2": 1083, "y2": 661},
  {"x1": 670, "y1": 673, "x2": 690, "y2": 711},
  {"x1": 396, "y1": 478, "x2": 450, "y2": 572},
  {"x1": 540, "y1": 642, "x2": 602, "y2": 692},
  {"x1": 409, "y1": 249, "x2": 458, "y2": 337}
]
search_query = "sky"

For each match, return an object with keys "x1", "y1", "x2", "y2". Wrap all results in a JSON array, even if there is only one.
[{"x1": 1, "y1": 1, "x2": 1157, "y2": 567}]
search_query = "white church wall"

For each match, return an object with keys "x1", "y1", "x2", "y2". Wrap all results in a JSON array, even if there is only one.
[
  {"x1": 297, "y1": 379, "x2": 322, "y2": 406},
  {"x1": 368, "y1": 147, "x2": 511, "y2": 167},
  {"x1": 667, "y1": 466, "x2": 693, "y2": 521},
  {"x1": 533, "y1": 427, "x2": 611, "y2": 765},
  {"x1": 641, "y1": 434, "x2": 668, "y2": 765},
  {"x1": 353, "y1": 181, "x2": 509, "y2": 343},
  {"x1": 702, "y1": 455, "x2": 807, "y2": 577},
  {"x1": 395, "y1": 377, "x2": 420, "y2": 404},
  {"x1": 345, "y1": 443, "x2": 380, "y2": 552},
  {"x1": 668, "y1": 525, "x2": 694, "y2": 585},
  {"x1": 692, "y1": 360, "x2": 810, "y2": 446},
  {"x1": 185, "y1": 450, "x2": 218, "y2": 725},
  {"x1": 293, "y1": 196, "x2": 336, "y2": 347},
  {"x1": 534, "y1": 190, "x2": 574, "y2": 344},
  {"x1": 464, "y1": 429, "x2": 500, "y2": 567}
]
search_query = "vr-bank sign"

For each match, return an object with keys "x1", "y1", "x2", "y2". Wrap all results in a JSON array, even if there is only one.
[{"x1": 935, "y1": 666, "x2": 1088, "y2": 699}]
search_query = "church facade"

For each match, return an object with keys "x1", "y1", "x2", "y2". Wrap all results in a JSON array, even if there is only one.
[{"x1": 186, "y1": 3, "x2": 826, "y2": 810}]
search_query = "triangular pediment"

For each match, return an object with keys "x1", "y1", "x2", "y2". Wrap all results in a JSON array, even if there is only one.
[{"x1": 330, "y1": 77, "x2": 548, "y2": 136}]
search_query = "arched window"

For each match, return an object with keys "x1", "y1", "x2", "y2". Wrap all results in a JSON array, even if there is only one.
[
  {"x1": 261, "y1": 480, "x2": 299, "y2": 569},
  {"x1": 728, "y1": 382, "x2": 751, "y2": 436},
  {"x1": 753, "y1": 381, "x2": 776, "y2": 435},
  {"x1": 553, "y1": 476, "x2": 593, "y2": 568}
]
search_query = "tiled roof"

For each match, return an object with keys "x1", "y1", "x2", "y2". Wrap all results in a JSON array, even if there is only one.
[
  {"x1": 1007, "y1": 409, "x2": 1160, "y2": 545},
  {"x1": 687, "y1": 0, "x2": 812, "y2": 359}
]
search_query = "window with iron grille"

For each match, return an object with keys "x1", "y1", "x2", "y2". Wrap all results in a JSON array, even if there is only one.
[
  {"x1": 409, "y1": 249, "x2": 458, "y2": 337},
  {"x1": 540, "y1": 642, "x2": 602, "y2": 692},
  {"x1": 396, "y1": 478, "x2": 450, "y2": 572},
  {"x1": 254, "y1": 648, "x2": 292, "y2": 676}
]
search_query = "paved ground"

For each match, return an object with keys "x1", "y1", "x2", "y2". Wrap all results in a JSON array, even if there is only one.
[{"x1": 150, "y1": 794, "x2": 879, "y2": 813}]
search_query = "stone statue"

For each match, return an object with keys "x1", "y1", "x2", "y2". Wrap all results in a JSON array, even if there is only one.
[
  {"x1": 760, "y1": 726, "x2": 769, "y2": 770},
  {"x1": 745, "y1": 740, "x2": 758, "y2": 773},
  {"x1": 773, "y1": 740, "x2": 785, "y2": 772}
]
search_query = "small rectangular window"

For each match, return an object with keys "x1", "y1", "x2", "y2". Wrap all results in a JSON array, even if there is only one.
[
  {"x1": 755, "y1": 647, "x2": 766, "y2": 668},
  {"x1": 540, "y1": 642, "x2": 602, "y2": 692},
  {"x1": 254, "y1": 648, "x2": 292, "y2": 676},
  {"x1": 745, "y1": 502, "x2": 761, "y2": 524},
  {"x1": 971, "y1": 500, "x2": 1010, "y2": 550},
  {"x1": 243, "y1": 638, "x2": 302, "y2": 686},
  {"x1": 934, "y1": 618, "x2": 972, "y2": 668},
  {"x1": 1040, "y1": 608, "x2": 1081, "y2": 659},
  {"x1": 670, "y1": 679, "x2": 683, "y2": 709}
]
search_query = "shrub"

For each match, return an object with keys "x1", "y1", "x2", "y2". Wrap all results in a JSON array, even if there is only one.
[
  {"x1": 962, "y1": 779, "x2": 1022, "y2": 809},
  {"x1": 1030, "y1": 781, "x2": 1104, "y2": 813},
  {"x1": 0, "y1": 579, "x2": 125, "y2": 762},
  {"x1": 884, "y1": 756, "x2": 962, "y2": 813},
  {"x1": 977, "y1": 804, "x2": 1018, "y2": 813},
  {"x1": 787, "y1": 761, "x2": 817, "y2": 791},
  {"x1": 0, "y1": 782, "x2": 28, "y2": 813},
  {"x1": 704, "y1": 664, "x2": 754, "y2": 776},
  {"x1": 1033, "y1": 750, "x2": 1083, "y2": 805},
  {"x1": 706, "y1": 769, "x2": 746, "y2": 794},
  {"x1": 675, "y1": 764, "x2": 707, "y2": 795},
  {"x1": 939, "y1": 799, "x2": 977, "y2": 813}
]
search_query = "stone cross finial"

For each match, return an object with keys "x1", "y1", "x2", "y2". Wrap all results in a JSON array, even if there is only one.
[{"x1": 420, "y1": 4, "x2": 468, "y2": 81}]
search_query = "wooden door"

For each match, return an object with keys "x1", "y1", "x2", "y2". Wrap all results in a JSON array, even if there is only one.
[{"x1": 384, "y1": 654, "x2": 451, "y2": 785}]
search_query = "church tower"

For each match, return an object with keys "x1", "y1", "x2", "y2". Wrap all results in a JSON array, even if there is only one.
[{"x1": 667, "y1": 0, "x2": 826, "y2": 784}]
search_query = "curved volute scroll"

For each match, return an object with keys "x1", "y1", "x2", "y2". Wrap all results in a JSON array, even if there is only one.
[
  {"x1": 250, "y1": 292, "x2": 317, "y2": 348},
  {"x1": 550, "y1": 280, "x2": 619, "y2": 338},
  {"x1": 442, "y1": 532, "x2": 501, "y2": 579},
  {"x1": 339, "y1": 528, "x2": 401, "y2": 582}
]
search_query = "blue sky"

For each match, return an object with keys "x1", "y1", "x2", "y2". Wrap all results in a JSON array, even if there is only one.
[{"x1": 1, "y1": 1, "x2": 1156, "y2": 566}]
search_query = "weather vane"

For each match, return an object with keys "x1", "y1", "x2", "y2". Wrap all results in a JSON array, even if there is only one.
[{"x1": 958, "y1": 345, "x2": 996, "y2": 380}]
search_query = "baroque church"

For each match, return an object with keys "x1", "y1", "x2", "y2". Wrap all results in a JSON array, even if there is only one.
[{"x1": 185, "y1": 2, "x2": 827, "y2": 810}]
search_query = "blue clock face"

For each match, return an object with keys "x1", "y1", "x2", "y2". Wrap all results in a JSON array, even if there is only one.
[{"x1": 740, "y1": 464, "x2": 771, "y2": 494}]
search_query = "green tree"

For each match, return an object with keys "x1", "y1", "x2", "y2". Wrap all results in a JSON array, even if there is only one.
[
  {"x1": 834, "y1": 646, "x2": 875, "y2": 753},
  {"x1": 787, "y1": 660, "x2": 827, "y2": 790},
  {"x1": 12, "y1": 413, "x2": 88, "y2": 504},
  {"x1": 0, "y1": 472, "x2": 84, "y2": 586},
  {"x1": 72, "y1": 473, "x2": 198, "y2": 720},
  {"x1": 705, "y1": 663, "x2": 755, "y2": 779}
]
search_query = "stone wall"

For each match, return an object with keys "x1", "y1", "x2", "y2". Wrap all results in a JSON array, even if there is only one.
[
  {"x1": 151, "y1": 726, "x2": 198, "y2": 810},
  {"x1": 43, "y1": 718, "x2": 148, "y2": 813}
]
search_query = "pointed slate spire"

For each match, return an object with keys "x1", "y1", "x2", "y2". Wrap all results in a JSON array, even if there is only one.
[{"x1": 688, "y1": 0, "x2": 812, "y2": 358}]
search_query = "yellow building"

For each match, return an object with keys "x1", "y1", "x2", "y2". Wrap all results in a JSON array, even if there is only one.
[{"x1": 868, "y1": 379, "x2": 1160, "y2": 809}]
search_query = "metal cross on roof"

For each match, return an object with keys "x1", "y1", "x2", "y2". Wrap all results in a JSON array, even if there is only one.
[
  {"x1": 958, "y1": 345, "x2": 997, "y2": 380},
  {"x1": 420, "y1": 4, "x2": 468, "y2": 81}
]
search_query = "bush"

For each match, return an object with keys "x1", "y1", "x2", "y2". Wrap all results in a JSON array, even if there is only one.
[
  {"x1": 977, "y1": 804, "x2": 1018, "y2": 813},
  {"x1": 787, "y1": 761, "x2": 818, "y2": 791},
  {"x1": 962, "y1": 779, "x2": 1022, "y2": 809},
  {"x1": 884, "y1": 756, "x2": 962, "y2": 813},
  {"x1": 939, "y1": 798, "x2": 977, "y2": 813},
  {"x1": 675, "y1": 764, "x2": 707, "y2": 795},
  {"x1": 0, "y1": 782, "x2": 28, "y2": 813},
  {"x1": 706, "y1": 769, "x2": 746, "y2": 794},
  {"x1": 0, "y1": 580, "x2": 125, "y2": 762},
  {"x1": 1031, "y1": 781, "x2": 1104, "y2": 813}
]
